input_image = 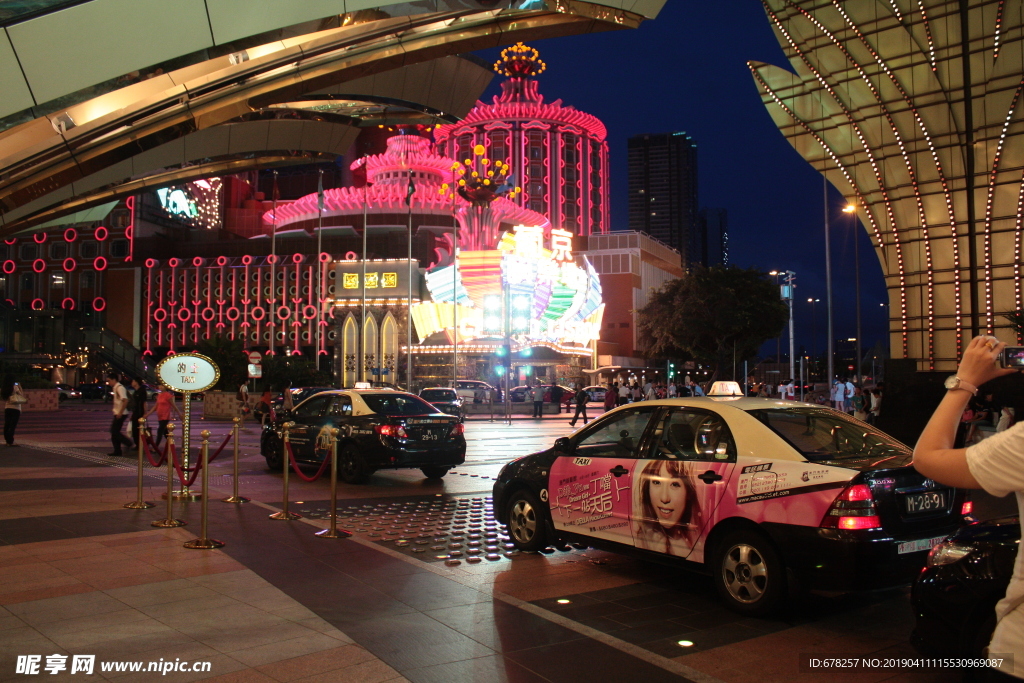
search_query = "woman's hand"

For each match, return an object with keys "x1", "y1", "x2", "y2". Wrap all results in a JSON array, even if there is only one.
[{"x1": 957, "y1": 336, "x2": 1019, "y2": 388}]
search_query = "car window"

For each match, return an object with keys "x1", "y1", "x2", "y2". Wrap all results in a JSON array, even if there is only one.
[
  {"x1": 361, "y1": 393, "x2": 436, "y2": 416},
  {"x1": 748, "y1": 407, "x2": 912, "y2": 468},
  {"x1": 292, "y1": 395, "x2": 333, "y2": 419},
  {"x1": 327, "y1": 395, "x2": 352, "y2": 417},
  {"x1": 573, "y1": 407, "x2": 658, "y2": 458},
  {"x1": 421, "y1": 389, "x2": 455, "y2": 402},
  {"x1": 651, "y1": 408, "x2": 736, "y2": 462}
]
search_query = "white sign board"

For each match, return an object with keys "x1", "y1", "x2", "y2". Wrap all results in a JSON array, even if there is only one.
[
  {"x1": 247, "y1": 351, "x2": 262, "y2": 365},
  {"x1": 248, "y1": 363, "x2": 263, "y2": 378},
  {"x1": 156, "y1": 353, "x2": 219, "y2": 393}
]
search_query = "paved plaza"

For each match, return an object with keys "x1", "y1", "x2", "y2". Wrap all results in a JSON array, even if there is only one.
[{"x1": 0, "y1": 404, "x2": 973, "y2": 682}]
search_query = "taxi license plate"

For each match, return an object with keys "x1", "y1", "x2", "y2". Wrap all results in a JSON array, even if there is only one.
[{"x1": 897, "y1": 535, "x2": 948, "y2": 555}]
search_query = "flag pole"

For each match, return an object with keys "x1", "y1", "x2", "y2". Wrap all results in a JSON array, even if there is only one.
[
  {"x1": 452, "y1": 186, "x2": 457, "y2": 387},
  {"x1": 360, "y1": 183, "x2": 368, "y2": 384},
  {"x1": 270, "y1": 170, "x2": 278, "y2": 358},
  {"x1": 316, "y1": 169, "x2": 324, "y2": 369},
  {"x1": 406, "y1": 175, "x2": 414, "y2": 393}
]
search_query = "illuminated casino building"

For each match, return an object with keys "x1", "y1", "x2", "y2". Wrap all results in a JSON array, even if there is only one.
[
  {"x1": 751, "y1": 0, "x2": 1024, "y2": 370},
  {"x1": 435, "y1": 43, "x2": 611, "y2": 238}
]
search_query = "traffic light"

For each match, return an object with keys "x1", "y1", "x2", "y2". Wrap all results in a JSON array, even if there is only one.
[{"x1": 667, "y1": 361, "x2": 676, "y2": 380}]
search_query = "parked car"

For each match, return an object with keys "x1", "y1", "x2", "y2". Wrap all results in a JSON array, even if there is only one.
[
  {"x1": 510, "y1": 385, "x2": 574, "y2": 407},
  {"x1": 584, "y1": 385, "x2": 606, "y2": 402},
  {"x1": 419, "y1": 387, "x2": 464, "y2": 422},
  {"x1": 54, "y1": 383, "x2": 81, "y2": 401},
  {"x1": 493, "y1": 397, "x2": 969, "y2": 615},
  {"x1": 261, "y1": 389, "x2": 465, "y2": 483},
  {"x1": 450, "y1": 380, "x2": 496, "y2": 403},
  {"x1": 76, "y1": 383, "x2": 110, "y2": 401},
  {"x1": 912, "y1": 516, "x2": 1018, "y2": 659}
]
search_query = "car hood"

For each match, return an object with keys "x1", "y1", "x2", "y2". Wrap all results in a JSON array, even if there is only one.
[{"x1": 952, "y1": 516, "x2": 1021, "y2": 547}]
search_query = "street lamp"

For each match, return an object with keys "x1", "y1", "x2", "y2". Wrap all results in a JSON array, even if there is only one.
[
  {"x1": 779, "y1": 271, "x2": 796, "y2": 382},
  {"x1": 807, "y1": 297, "x2": 820, "y2": 376},
  {"x1": 843, "y1": 203, "x2": 863, "y2": 383},
  {"x1": 770, "y1": 270, "x2": 782, "y2": 366}
]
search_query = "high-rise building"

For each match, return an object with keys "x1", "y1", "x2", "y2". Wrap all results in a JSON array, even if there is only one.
[
  {"x1": 627, "y1": 132, "x2": 699, "y2": 263},
  {"x1": 699, "y1": 207, "x2": 729, "y2": 267},
  {"x1": 435, "y1": 43, "x2": 610, "y2": 237}
]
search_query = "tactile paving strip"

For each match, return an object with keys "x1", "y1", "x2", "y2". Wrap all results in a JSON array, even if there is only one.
[{"x1": 296, "y1": 494, "x2": 591, "y2": 567}]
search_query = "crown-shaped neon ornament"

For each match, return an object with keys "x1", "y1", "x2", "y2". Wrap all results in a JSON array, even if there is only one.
[{"x1": 493, "y1": 42, "x2": 546, "y2": 78}]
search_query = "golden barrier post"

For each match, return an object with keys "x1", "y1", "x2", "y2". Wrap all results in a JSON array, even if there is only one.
[
  {"x1": 184, "y1": 430, "x2": 224, "y2": 549},
  {"x1": 269, "y1": 422, "x2": 301, "y2": 520},
  {"x1": 152, "y1": 424, "x2": 186, "y2": 528},
  {"x1": 316, "y1": 428, "x2": 351, "y2": 539},
  {"x1": 222, "y1": 416, "x2": 249, "y2": 504},
  {"x1": 124, "y1": 418, "x2": 155, "y2": 509}
]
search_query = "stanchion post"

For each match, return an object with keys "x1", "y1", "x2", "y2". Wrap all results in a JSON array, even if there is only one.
[
  {"x1": 171, "y1": 393, "x2": 199, "y2": 500},
  {"x1": 222, "y1": 416, "x2": 249, "y2": 504},
  {"x1": 152, "y1": 423, "x2": 186, "y2": 528},
  {"x1": 184, "y1": 430, "x2": 224, "y2": 549},
  {"x1": 316, "y1": 428, "x2": 351, "y2": 539},
  {"x1": 269, "y1": 422, "x2": 301, "y2": 520},
  {"x1": 124, "y1": 418, "x2": 155, "y2": 509}
]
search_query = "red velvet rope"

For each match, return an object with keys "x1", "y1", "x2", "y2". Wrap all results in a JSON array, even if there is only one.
[
  {"x1": 166, "y1": 432, "x2": 231, "y2": 487},
  {"x1": 141, "y1": 432, "x2": 167, "y2": 467},
  {"x1": 284, "y1": 438, "x2": 332, "y2": 483}
]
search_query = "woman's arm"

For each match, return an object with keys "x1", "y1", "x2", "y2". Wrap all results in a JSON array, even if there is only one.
[{"x1": 913, "y1": 336, "x2": 1018, "y2": 487}]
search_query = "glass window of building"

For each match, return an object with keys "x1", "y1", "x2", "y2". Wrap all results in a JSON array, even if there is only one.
[
  {"x1": 80, "y1": 241, "x2": 98, "y2": 258},
  {"x1": 21, "y1": 273, "x2": 33, "y2": 290},
  {"x1": 51, "y1": 273, "x2": 65, "y2": 288},
  {"x1": 19, "y1": 243, "x2": 36, "y2": 260},
  {"x1": 81, "y1": 271, "x2": 95, "y2": 289},
  {"x1": 110, "y1": 239, "x2": 129, "y2": 258},
  {"x1": 49, "y1": 242, "x2": 67, "y2": 260}
]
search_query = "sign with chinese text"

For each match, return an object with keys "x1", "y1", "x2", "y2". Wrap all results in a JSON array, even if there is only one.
[
  {"x1": 334, "y1": 259, "x2": 422, "y2": 300},
  {"x1": 156, "y1": 353, "x2": 219, "y2": 393}
]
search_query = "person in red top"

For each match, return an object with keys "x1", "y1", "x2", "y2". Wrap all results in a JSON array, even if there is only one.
[{"x1": 145, "y1": 390, "x2": 181, "y2": 448}]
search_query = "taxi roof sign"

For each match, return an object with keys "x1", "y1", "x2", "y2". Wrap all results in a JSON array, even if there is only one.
[{"x1": 707, "y1": 381, "x2": 743, "y2": 397}]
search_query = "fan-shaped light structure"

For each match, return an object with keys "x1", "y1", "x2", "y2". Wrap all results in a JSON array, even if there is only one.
[{"x1": 751, "y1": 0, "x2": 1024, "y2": 370}]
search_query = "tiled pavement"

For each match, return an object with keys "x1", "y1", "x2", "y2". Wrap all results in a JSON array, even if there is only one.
[{"x1": 0, "y1": 405, "x2": 985, "y2": 682}]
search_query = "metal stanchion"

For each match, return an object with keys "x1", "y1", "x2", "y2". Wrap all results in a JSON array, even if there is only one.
[
  {"x1": 184, "y1": 430, "x2": 224, "y2": 549},
  {"x1": 316, "y1": 428, "x2": 351, "y2": 539},
  {"x1": 269, "y1": 422, "x2": 301, "y2": 520},
  {"x1": 172, "y1": 393, "x2": 200, "y2": 500},
  {"x1": 152, "y1": 424, "x2": 186, "y2": 528},
  {"x1": 124, "y1": 418, "x2": 155, "y2": 510},
  {"x1": 222, "y1": 416, "x2": 249, "y2": 504}
]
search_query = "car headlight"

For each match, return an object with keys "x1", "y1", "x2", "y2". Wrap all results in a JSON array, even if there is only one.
[{"x1": 927, "y1": 539, "x2": 974, "y2": 567}]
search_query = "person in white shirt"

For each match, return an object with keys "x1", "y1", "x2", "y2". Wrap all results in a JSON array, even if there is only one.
[
  {"x1": 914, "y1": 336, "x2": 1023, "y2": 681},
  {"x1": 844, "y1": 379, "x2": 856, "y2": 413},
  {"x1": 667, "y1": 383, "x2": 677, "y2": 398},
  {"x1": 785, "y1": 380, "x2": 796, "y2": 400},
  {"x1": 106, "y1": 372, "x2": 133, "y2": 457}
]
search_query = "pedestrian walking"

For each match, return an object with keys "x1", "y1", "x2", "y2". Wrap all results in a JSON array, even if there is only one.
[
  {"x1": 851, "y1": 386, "x2": 868, "y2": 421},
  {"x1": 107, "y1": 372, "x2": 133, "y2": 457},
  {"x1": 844, "y1": 378, "x2": 856, "y2": 412},
  {"x1": 145, "y1": 389, "x2": 181, "y2": 448},
  {"x1": 237, "y1": 381, "x2": 250, "y2": 419},
  {"x1": 618, "y1": 382, "x2": 630, "y2": 406},
  {"x1": 529, "y1": 385, "x2": 543, "y2": 418},
  {"x1": 2, "y1": 374, "x2": 26, "y2": 446},
  {"x1": 569, "y1": 386, "x2": 589, "y2": 426},
  {"x1": 603, "y1": 383, "x2": 617, "y2": 412},
  {"x1": 254, "y1": 389, "x2": 273, "y2": 425},
  {"x1": 632, "y1": 383, "x2": 642, "y2": 402},
  {"x1": 130, "y1": 377, "x2": 148, "y2": 448},
  {"x1": 831, "y1": 380, "x2": 845, "y2": 410},
  {"x1": 913, "y1": 335, "x2": 1023, "y2": 682}
]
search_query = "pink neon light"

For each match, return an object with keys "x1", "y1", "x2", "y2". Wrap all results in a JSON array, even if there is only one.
[
  {"x1": 2, "y1": 260, "x2": 14, "y2": 274},
  {"x1": 345, "y1": 251, "x2": 357, "y2": 261},
  {"x1": 30, "y1": 298, "x2": 43, "y2": 309},
  {"x1": 168, "y1": 258, "x2": 180, "y2": 268},
  {"x1": 93, "y1": 257, "x2": 107, "y2": 271},
  {"x1": 64, "y1": 228, "x2": 77, "y2": 242},
  {"x1": 62, "y1": 298, "x2": 75, "y2": 310},
  {"x1": 216, "y1": 256, "x2": 228, "y2": 266},
  {"x1": 126, "y1": 196, "x2": 135, "y2": 262},
  {"x1": 192, "y1": 257, "x2": 205, "y2": 267},
  {"x1": 32, "y1": 259, "x2": 46, "y2": 273},
  {"x1": 92, "y1": 297, "x2": 106, "y2": 311},
  {"x1": 94, "y1": 227, "x2": 108, "y2": 241},
  {"x1": 319, "y1": 252, "x2": 331, "y2": 263},
  {"x1": 291, "y1": 253, "x2": 304, "y2": 264},
  {"x1": 145, "y1": 258, "x2": 158, "y2": 268},
  {"x1": 277, "y1": 305, "x2": 292, "y2": 320},
  {"x1": 177, "y1": 308, "x2": 191, "y2": 322},
  {"x1": 63, "y1": 258, "x2": 76, "y2": 272},
  {"x1": 241, "y1": 255, "x2": 253, "y2": 266},
  {"x1": 250, "y1": 306, "x2": 265, "y2": 321},
  {"x1": 152, "y1": 308, "x2": 167, "y2": 322},
  {"x1": 33, "y1": 233, "x2": 46, "y2": 244},
  {"x1": 3, "y1": 239, "x2": 14, "y2": 245}
]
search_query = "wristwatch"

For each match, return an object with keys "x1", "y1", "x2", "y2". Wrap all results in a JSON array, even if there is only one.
[{"x1": 944, "y1": 375, "x2": 979, "y2": 396}]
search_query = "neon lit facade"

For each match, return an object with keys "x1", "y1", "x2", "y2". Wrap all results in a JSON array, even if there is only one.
[
  {"x1": 412, "y1": 224, "x2": 604, "y2": 356},
  {"x1": 751, "y1": 0, "x2": 1024, "y2": 370},
  {"x1": 435, "y1": 43, "x2": 611, "y2": 237}
]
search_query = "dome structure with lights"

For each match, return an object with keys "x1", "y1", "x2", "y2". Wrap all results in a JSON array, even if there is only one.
[{"x1": 435, "y1": 42, "x2": 610, "y2": 237}]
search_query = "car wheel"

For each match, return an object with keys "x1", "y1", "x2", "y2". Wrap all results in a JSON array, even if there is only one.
[
  {"x1": 421, "y1": 466, "x2": 450, "y2": 479},
  {"x1": 712, "y1": 529, "x2": 786, "y2": 616},
  {"x1": 505, "y1": 489, "x2": 549, "y2": 552},
  {"x1": 338, "y1": 446, "x2": 370, "y2": 485}
]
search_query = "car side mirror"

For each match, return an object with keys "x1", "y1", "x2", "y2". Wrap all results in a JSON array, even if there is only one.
[{"x1": 554, "y1": 436, "x2": 573, "y2": 454}]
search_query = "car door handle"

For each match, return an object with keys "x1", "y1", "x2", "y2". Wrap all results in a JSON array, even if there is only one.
[
  {"x1": 609, "y1": 465, "x2": 629, "y2": 477},
  {"x1": 697, "y1": 470, "x2": 723, "y2": 484}
]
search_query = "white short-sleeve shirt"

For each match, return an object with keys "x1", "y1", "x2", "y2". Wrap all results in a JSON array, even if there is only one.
[{"x1": 966, "y1": 422, "x2": 1024, "y2": 677}]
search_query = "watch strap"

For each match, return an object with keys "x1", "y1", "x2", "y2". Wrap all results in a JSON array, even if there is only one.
[{"x1": 951, "y1": 376, "x2": 979, "y2": 396}]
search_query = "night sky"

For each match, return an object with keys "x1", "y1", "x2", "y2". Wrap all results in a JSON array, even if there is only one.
[{"x1": 473, "y1": 1, "x2": 890, "y2": 362}]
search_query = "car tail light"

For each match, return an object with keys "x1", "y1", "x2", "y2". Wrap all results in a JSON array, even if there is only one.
[
  {"x1": 961, "y1": 500, "x2": 973, "y2": 516},
  {"x1": 375, "y1": 424, "x2": 407, "y2": 438},
  {"x1": 821, "y1": 482, "x2": 881, "y2": 530},
  {"x1": 450, "y1": 423, "x2": 464, "y2": 437}
]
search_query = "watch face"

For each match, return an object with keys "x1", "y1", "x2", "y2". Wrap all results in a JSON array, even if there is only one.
[{"x1": 944, "y1": 376, "x2": 958, "y2": 390}]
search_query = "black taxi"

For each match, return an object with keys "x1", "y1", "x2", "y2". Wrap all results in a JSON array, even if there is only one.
[{"x1": 260, "y1": 389, "x2": 465, "y2": 484}]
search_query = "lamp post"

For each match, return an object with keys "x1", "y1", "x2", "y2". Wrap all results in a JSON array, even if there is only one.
[
  {"x1": 843, "y1": 203, "x2": 863, "y2": 383},
  {"x1": 824, "y1": 182, "x2": 835, "y2": 386},
  {"x1": 780, "y1": 271, "x2": 796, "y2": 382},
  {"x1": 769, "y1": 270, "x2": 782, "y2": 366},
  {"x1": 807, "y1": 297, "x2": 820, "y2": 377}
]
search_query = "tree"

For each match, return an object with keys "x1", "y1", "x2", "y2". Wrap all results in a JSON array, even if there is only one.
[
  {"x1": 195, "y1": 337, "x2": 248, "y2": 391},
  {"x1": 636, "y1": 265, "x2": 788, "y2": 382}
]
